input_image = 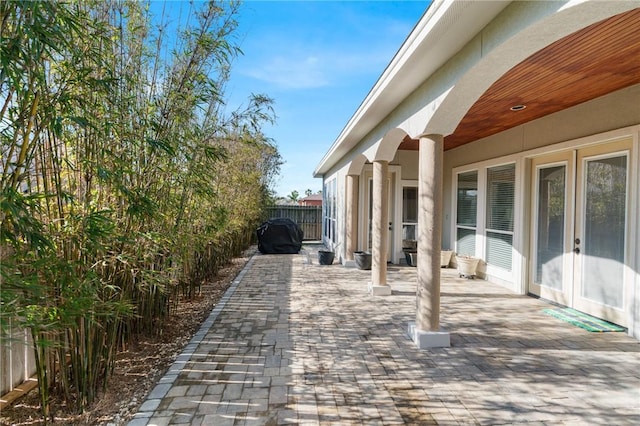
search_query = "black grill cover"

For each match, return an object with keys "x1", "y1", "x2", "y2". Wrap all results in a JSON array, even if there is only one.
[{"x1": 257, "y1": 218, "x2": 303, "y2": 254}]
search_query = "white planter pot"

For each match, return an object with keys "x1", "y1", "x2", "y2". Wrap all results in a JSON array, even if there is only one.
[
  {"x1": 456, "y1": 256, "x2": 479, "y2": 277},
  {"x1": 441, "y1": 250, "x2": 453, "y2": 268}
]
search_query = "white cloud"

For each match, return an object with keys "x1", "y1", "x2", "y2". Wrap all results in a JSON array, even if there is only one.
[
  {"x1": 243, "y1": 53, "x2": 329, "y2": 89},
  {"x1": 234, "y1": 0, "x2": 425, "y2": 92},
  {"x1": 241, "y1": 46, "x2": 394, "y2": 90}
]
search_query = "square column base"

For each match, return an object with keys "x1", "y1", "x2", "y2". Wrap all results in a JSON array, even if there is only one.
[
  {"x1": 368, "y1": 282, "x2": 392, "y2": 296},
  {"x1": 408, "y1": 321, "x2": 450, "y2": 349}
]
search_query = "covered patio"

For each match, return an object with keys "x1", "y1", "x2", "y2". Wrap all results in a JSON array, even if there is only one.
[
  {"x1": 313, "y1": 2, "x2": 640, "y2": 345},
  {"x1": 129, "y1": 245, "x2": 640, "y2": 425}
]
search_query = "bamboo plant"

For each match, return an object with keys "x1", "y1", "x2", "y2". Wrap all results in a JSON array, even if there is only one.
[{"x1": 1, "y1": 0, "x2": 281, "y2": 418}]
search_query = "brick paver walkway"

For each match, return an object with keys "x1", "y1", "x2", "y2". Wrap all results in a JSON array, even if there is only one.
[{"x1": 128, "y1": 244, "x2": 640, "y2": 425}]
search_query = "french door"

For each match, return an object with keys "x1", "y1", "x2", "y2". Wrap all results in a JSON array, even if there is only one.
[{"x1": 530, "y1": 139, "x2": 631, "y2": 326}]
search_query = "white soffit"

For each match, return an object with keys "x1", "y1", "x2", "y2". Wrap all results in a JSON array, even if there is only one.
[{"x1": 314, "y1": 0, "x2": 511, "y2": 177}]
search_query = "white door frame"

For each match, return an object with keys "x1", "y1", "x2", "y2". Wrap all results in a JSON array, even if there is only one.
[
  {"x1": 528, "y1": 138, "x2": 633, "y2": 326},
  {"x1": 529, "y1": 152, "x2": 575, "y2": 306}
]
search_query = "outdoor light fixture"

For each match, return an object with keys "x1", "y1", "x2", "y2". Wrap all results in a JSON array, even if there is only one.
[{"x1": 510, "y1": 104, "x2": 526, "y2": 111}]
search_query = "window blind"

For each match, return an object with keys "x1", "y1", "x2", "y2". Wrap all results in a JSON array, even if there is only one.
[
  {"x1": 403, "y1": 187, "x2": 418, "y2": 223},
  {"x1": 486, "y1": 164, "x2": 515, "y2": 232},
  {"x1": 456, "y1": 171, "x2": 477, "y2": 227},
  {"x1": 456, "y1": 228, "x2": 476, "y2": 256},
  {"x1": 456, "y1": 171, "x2": 477, "y2": 256},
  {"x1": 486, "y1": 232, "x2": 513, "y2": 271},
  {"x1": 486, "y1": 163, "x2": 515, "y2": 271}
]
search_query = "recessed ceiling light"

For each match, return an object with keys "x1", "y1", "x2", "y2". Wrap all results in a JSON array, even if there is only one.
[{"x1": 510, "y1": 104, "x2": 526, "y2": 111}]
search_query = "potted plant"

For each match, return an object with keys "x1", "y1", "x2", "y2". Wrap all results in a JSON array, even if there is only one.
[
  {"x1": 353, "y1": 251, "x2": 372, "y2": 270},
  {"x1": 456, "y1": 255, "x2": 479, "y2": 278}
]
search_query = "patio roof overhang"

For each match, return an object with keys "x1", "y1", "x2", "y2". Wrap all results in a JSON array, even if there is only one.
[
  {"x1": 314, "y1": 2, "x2": 640, "y2": 176},
  {"x1": 428, "y1": 7, "x2": 640, "y2": 152}
]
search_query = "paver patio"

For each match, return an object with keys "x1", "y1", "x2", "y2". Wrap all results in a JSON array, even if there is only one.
[{"x1": 128, "y1": 244, "x2": 640, "y2": 425}]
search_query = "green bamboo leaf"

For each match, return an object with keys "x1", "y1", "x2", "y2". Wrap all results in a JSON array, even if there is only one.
[
  {"x1": 145, "y1": 136, "x2": 175, "y2": 156},
  {"x1": 67, "y1": 115, "x2": 92, "y2": 129}
]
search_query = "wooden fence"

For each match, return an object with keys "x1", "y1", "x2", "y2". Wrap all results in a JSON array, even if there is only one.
[{"x1": 264, "y1": 205, "x2": 322, "y2": 240}]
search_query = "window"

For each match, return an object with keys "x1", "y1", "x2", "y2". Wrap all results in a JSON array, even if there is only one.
[
  {"x1": 456, "y1": 171, "x2": 477, "y2": 256},
  {"x1": 486, "y1": 164, "x2": 515, "y2": 271},
  {"x1": 402, "y1": 186, "x2": 418, "y2": 242},
  {"x1": 323, "y1": 179, "x2": 337, "y2": 244}
]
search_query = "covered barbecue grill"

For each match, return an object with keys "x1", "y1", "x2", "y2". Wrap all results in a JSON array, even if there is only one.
[{"x1": 256, "y1": 218, "x2": 303, "y2": 254}]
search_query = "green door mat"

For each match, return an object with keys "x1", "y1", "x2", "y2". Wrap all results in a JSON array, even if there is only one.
[{"x1": 542, "y1": 307, "x2": 626, "y2": 332}]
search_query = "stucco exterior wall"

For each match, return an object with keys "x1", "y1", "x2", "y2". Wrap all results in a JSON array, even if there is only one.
[
  {"x1": 442, "y1": 83, "x2": 640, "y2": 246},
  {"x1": 393, "y1": 151, "x2": 419, "y2": 181}
]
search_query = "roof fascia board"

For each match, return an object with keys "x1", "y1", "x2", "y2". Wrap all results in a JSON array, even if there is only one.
[{"x1": 313, "y1": 0, "x2": 445, "y2": 177}]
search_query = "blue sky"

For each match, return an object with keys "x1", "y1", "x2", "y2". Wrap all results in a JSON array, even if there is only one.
[
  {"x1": 226, "y1": 1, "x2": 428, "y2": 197},
  {"x1": 152, "y1": 1, "x2": 428, "y2": 197}
]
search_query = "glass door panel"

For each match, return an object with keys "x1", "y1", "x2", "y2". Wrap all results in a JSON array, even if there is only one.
[
  {"x1": 573, "y1": 139, "x2": 631, "y2": 326},
  {"x1": 535, "y1": 165, "x2": 566, "y2": 290},
  {"x1": 456, "y1": 171, "x2": 478, "y2": 256},
  {"x1": 485, "y1": 164, "x2": 515, "y2": 272},
  {"x1": 579, "y1": 155, "x2": 627, "y2": 307},
  {"x1": 402, "y1": 186, "x2": 418, "y2": 245},
  {"x1": 529, "y1": 152, "x2": 573, "y2": 305}
]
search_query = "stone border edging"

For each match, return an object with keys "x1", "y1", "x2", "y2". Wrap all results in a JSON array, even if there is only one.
[{"x1": 127, "y1": 254, "x2": 257, "y2": 425}]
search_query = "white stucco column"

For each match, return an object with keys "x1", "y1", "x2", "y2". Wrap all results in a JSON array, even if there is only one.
[
  {"x1": 369, "y1": 160, "x2": 391, "y2": 295},
  {"x1": 408, "y1": 134, "x2": 450, "y2": 348},
  {"x1": 345, "y1": 174, "x2": 359, "y2": 265}
]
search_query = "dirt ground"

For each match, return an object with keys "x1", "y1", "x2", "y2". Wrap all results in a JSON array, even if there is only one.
[{"x1": 0, "y1": 248, "x2": 255, "y2": 426}]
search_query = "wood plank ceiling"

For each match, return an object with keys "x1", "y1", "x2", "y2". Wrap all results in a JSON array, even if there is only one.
[{"x1": 399, "y1": 8, "x2": 640, "y2": 151}]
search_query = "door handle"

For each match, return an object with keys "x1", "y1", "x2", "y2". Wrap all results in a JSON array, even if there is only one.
[{"x1": 574, "y1": 247, "x2": 580, "y2": 254}]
